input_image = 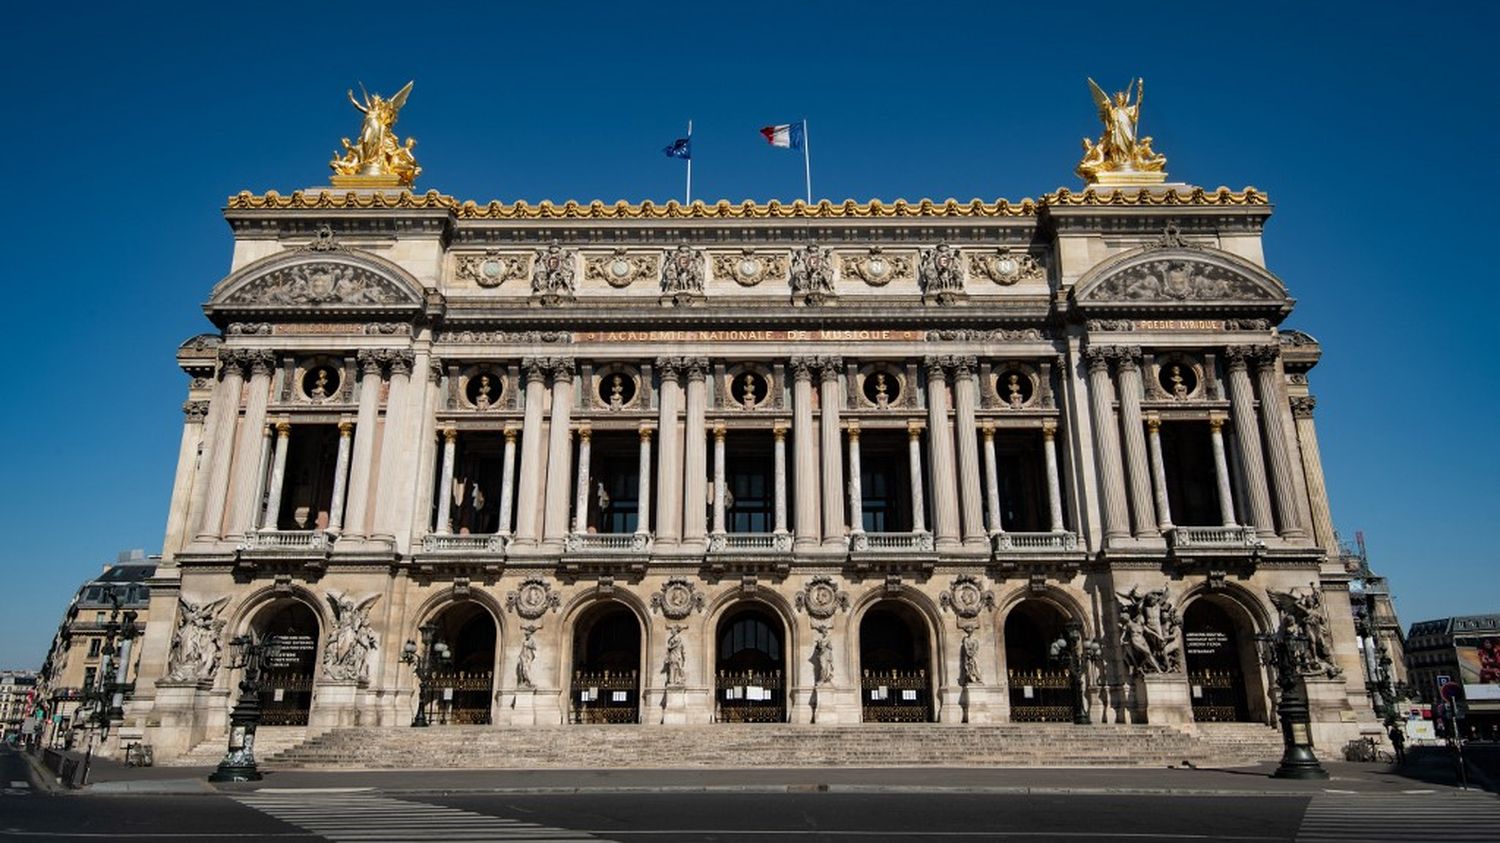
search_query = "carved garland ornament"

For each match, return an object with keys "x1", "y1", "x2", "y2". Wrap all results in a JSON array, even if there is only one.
[
  {"x1": 1091, "y1": 259, "x2": 1273, "y2": 302},
  {"x1": 939, "y1": 575, "x2": 995, "y2": 619},
  {"x1": 795, "y1": 576, "x2": 850, "y2": 620},
  {"x1": 506, "y1": 578, "x2": 562, "y2": 619},
  {"x1": 455, "y1": 250, "x2": 530, "y2": 288},
  {"x1": 584, "y1": 250, "x2": 661, "y2": 289},
  {"x1": 713, "y1": 250, "x2": 788, "y2": 287},
  {"x1": 842, "y1": 248, "x2": 913, "y2": 286},
  {"x1": 226, "y1": 262, "x2": 408, "y2": 306},
  {"x1": 969, "y1": 248, "x2": 1044, "y2": 286},
  {"x1": 649, "y1": 578, "x2": 705, "y2": 620}
]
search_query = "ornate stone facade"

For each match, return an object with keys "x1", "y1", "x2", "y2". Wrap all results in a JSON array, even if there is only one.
[{"x1": 122, "y1": 169, "x2": 1375, "y2": 761}]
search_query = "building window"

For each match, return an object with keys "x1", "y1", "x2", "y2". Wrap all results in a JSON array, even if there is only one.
[
  {"x1": 727, "y1": 435, "x2": 773, "y2": 533},
  {"x1": 860, "y1": 433, "x2": 912, "y2": 533},
  {"x1": 83, "y1": 668, "x2": 97, "y2": 690},
  {"x1": 87, "y1": 639, "x2": 101, "y2": 658}
]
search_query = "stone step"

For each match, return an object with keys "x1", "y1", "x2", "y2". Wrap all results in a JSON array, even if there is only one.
[{"x1": 160, "y1": 726, "x2": 318, "y2": 767}]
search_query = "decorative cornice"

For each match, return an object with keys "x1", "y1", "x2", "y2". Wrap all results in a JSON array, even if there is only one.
[{"x1": 226, "y1": 187, "x2": 1267, "y2": 219}]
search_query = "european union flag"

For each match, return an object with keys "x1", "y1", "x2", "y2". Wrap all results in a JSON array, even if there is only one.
[{"x1": 663, "y1": 137, "x2": 691, "y2": 160}]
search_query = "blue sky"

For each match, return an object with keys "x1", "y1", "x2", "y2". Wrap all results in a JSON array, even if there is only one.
[{"x1": 2, "y1": 1, "x2": 1495, "y2": 668}]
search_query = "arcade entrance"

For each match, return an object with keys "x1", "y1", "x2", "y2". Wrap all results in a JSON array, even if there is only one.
[
  {"x1": 1005, "y1": 599, "x2": 1075, "y2": 722},
  {"x1": 425, "y1": 601, "x2": 497, "y2": 725},
  {"x1": 859, "y1": 602, "x2": 934, "y2": 722},
  {"x1": 251, "y1": 600, "x2": 319, "y2": 726},
  {"x1": 571, "y1": 603, "x2": 641, "y2": 724},
  {"x1": 714, "y1": 606, "x2": 786, "y2": 723},
  {"x1": 1184, "y1": 597, "x2": 1262, "y2": 723}
]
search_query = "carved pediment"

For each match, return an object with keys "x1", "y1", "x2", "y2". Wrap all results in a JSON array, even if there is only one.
[
  {"x1": 209, "y1": 248, "x2": 426, "y2": 314},
  {"x1": 1073, "y1": 246, "x2": 1288, "y2": 311}
]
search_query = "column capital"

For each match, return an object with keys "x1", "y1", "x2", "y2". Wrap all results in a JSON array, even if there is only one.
[
  {"x1": 275, "y1": 420, "x2": 292, "y2": 437},
  {"x1": 182, "y1": 400, "x2": 210, "y2": 421},
  {"x1": 547, "y1": 356, "x2": 576, "y2": 381},
  {"x1": 685, "y1": 357, "x2": 711, "y2": 382},
  {"x1": 638, "y1": 424, "x2": 655, "y2": 442},
  {"x1": 922, "y1": 355, "x2": 947, "y2": 381},
  {"x1": 980, "y1": 420, "x2": 995, "y2": 440},
  {"x1": 245, "y1": 349, "x2": 278, "y2": 377},
  {"x1": 504, "y1": 425, "x2": 520, "y2": 443},
  {"x1": 713, "y1": 421, "x2": 726, "y2": 440},
  {"x1": 1290, "y1": 395, "x2": 1317, "y2": 419},
  {"x1": 907, "y1": 420, "x2": 925, "y2": 438},
  {"x1": 947, "y1": 354, "x2": 979, "y2": 379},
  {"x1": 338, "y1": 420, "x2": 355, "y2": 436},
  {"x1": 1248, "y1": 344, "x2": 1282, "y2": 369},
  {"x1": 385, "y1": 349, "x2": 415, "y2": 376},
  {"x1": 1145, "y1": 415, "x2": 1161, "y2": 433},
  {"x1": 845, "y1": 419, "x2": 860, "y2": 439},
  {"x1": 1222, "y1": 345, "x2": 1253, "y2": 371},
  {"x1": 816, "y1": 355, "x2": 844, "y2": 381},
  {"x1": 522, "y1": 357, "x2": 550, "y2": 384},
  {"x1": 1082, "y1": 345, "x2": 1112, "y2": 373},
  {"x1": 1042, "y1": 420, "x2": 1058, "y2": 440},
  {"x1": 772, "y1": 422, "x2": 787, "y2": 440},
  {"x1": 655, "y1": 355, "x2": 683, "y2": 381},
  {"x1": 1209, "y1": 416, "x2": 1226, "y2": 433},
  {"x1": 356, "y1": 348, "x2": 386, "y2": 376},
  {"x1": 1114, "y1": 346, "x2": 1143, "y2": 371},
  {"x1": 428, "y1": 357, "x2": 445, "y2": 384},
  {"x1": 577, "y1": 423, "x2": 592, "y2": 442},
  {"x1": 442, "y1": 427, "x2": 458, "y2": 444},
  {"x1": 788, "y1": 356, "x2": 816, "y2": 381}
]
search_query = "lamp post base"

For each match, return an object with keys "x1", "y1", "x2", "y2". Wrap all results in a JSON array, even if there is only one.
[
  {"x1": 1272, "y1": 744, "x2": 1330, "y2": 780},
  {"x1": 208, "y1": 764, "x2": 263, "y2": 783}
]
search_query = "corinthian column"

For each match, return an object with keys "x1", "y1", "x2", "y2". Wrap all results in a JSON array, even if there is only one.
[
  {"x1": 542, "y1": 359, "x2": 576, "y2": 546},
  {"x1": 435, "y1": 428, "x2": 457, "y2": 534},
  {"x1": 261, "y1": 421, "x2": 292, "y2": 530},
  {"x1": 951, "y1": 358, "x2": 986, "y2": 544},
  {"x1": 371, "y1": 350, "x2": 414, "y2": 541},
  {"x1": 846, "y1": 421, "x2": 864, "y2": 535},
  {"x1": 636, "y1": 425, "x2": 653, "y2": 536},
  {"x1": 772, "y1": 423, "x2": 789, "y2": 536},
  {"x1": 791, "y1": 358, "x2": 820, "y2": 548},
  {"x1": 513, "y1": 360, "x2": 549, "y2": 543},
  {"x1": 573, "y1": 425, "x2": 592, "y2": 534},
  {"x1": 340, "y1": 351, "x2": 385, "y2": 540},
  {"x1": 1144, "y1": 416, "x2": 1173, "y2": 531},
  {"x1": 498, "y1": 426, "x2": 518, "y2": 535},
  {"x1": 1114, "y1": 349, "x2": 1157, "y2": 538},
  {"x1": 227, "y1": 350, "x2": 275, "y2": 537},
  {"x1": 819, "y1": 357, "x2": 846, "y2": 547},
  {"x1": 1291, "y1": 397, "x2": 1337, "y2": 554},
  {"x1": 712, "y1": 423, "x2": 727, "y2": 536},
  {"x1": 982, "y1": 422, "x2": 1002, "y2": 535},
  {"x1": 191, "y1": 350, "x2": 244, "y2": 542},
  {"x1": 682, "y1": 359, "x2": 710, "y2": 542},
  {"x1": 1042, "y1": 421, "x2": 1065, "y2": 532},
  {"x1": 655, "y1": 358, "x2": 684, "y2": 544},
  {"x1": 1084, "y1": 347, "x2": 1131, "y2": 542},
  {"x1": 1224, "y1": 347, "x2": 1275, "y2": 534},
  {"x1": 326, "y1": 420, "x2": 354, "y2": 534},
  {"x1": 1208, "y1": 416, "x2": 1238, "y2": 528},
  {"x1": 1251, "y1": 346, "x2": 1306, "y2": 539},
  {"x1": 924, "y1": 358, "x2": 961, "y2": 549}
]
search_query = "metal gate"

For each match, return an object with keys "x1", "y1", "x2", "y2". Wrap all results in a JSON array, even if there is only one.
[
  {"x1": 1007, "y1": 668, "x2": 1075, "y2": 722},
  {"x1": 860, "y1": 669, "x2": 932, "y2": 722},
  {"x1": 571, "y1": 670, "x2": 639, "y2": 724},
  {"x1": 715, "y1": 670, "x2": 786, "y2": 723},
  {"x1": 258, "y1": 670, "x2": 313, "y2": 726},
  {"x1": 431, "y1": 670, "x2": 493, "y2": 725},
  {"x1": 1189, "y1": 669, "x2": 1247, "y2": 722}
]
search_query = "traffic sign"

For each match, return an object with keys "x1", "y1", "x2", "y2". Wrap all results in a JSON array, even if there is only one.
[{"x1": 1441, "y1": 682, "x2": 1463, "y2": 701}]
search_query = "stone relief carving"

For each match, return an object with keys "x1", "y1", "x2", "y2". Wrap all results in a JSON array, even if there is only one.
[
  {"x1": 1289, "y1": 395, "x2": 1317, "y2": 419},
  {"x1": 455, "y1": 250, "x2": 529, "y2": 288},
  {"x1": 506, "y1": 578, "x2": 562, "y2": 619},
  {"x1": 712, "y1": 250, "x2": 787, "y2": 287},
  {"x1": 1141, "y1": 221, "x2": 1203, "y2": 252},
  {"x1": 1116, "y1": 586, "x2": 1182, "y2": 675},
  {"x1": 182, "y1": 400, "x2": 210, "y2": 421},
  {"x1": 516, "y1": 624, "x2": 539, "y2": 688},
  {"x1": 795, "y1": 576, "x2": 849, "y2": 620},
  {"x1": 650, "y1": 578, "x2": 704, "y2": 620},
  {"x1": 531, "y1": 242, "x2": 577, "y2": 303},
  {"x1": 918, "y1": 242, "x2": 965, "y2": 301},
  {"x1": 924, "y1": 328, "x2": 1046, "y2": 342},
  {"x1": 969, "y1": 247, "x2": 1045, "y2": 286},
  {"x1": 584, "y1": 249, "x2": 660, "y2": 289},
  {"x1": 789, "y1": 242, "x2": 836, "y2": 304},
  {"x1": 664, "y1": 624, "x2": 687, "y2": 688},
  {"x1": 164, "y1": 597, "x2": 229, "y2": 683},
  {"x1": 227, "y1": 262, "x2": 408, "y2": 306},
  {"x1": 659, "y1": 244, "x2": 705, "y2": 299},
  {"x1": 437, "y1": 330, "x2": 573, "y2": 344},
  {"x1": 322, "y1": 591, "x2": 380, "y2": 683},
  {"x1": 811, "y1": 622, "x2": 835, "y2": 686},
  {"x1": 1090, "y1": 259, "x2": 1274, "y2": 302},
  {"x1": 959, "y1": 627, "x2": 983, "y2": 685},
  {"x1": 939, "y1": 575, "x2": 995, "y2": 619},
  {"x1": 841, "y1": 247, "x2": 912, "y2": 286},
  {"x1": 1269, "y1": 585, "x2": 1343, "y2": 678},
  {"x1": 227, "y1": 322, "x2": 273, "y2": 336}
]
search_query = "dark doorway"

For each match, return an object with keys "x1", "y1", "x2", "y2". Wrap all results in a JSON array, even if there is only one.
[
  {"x1": 251, "y1": 600, "x2": 319, "y2": 726},
  {"x1": 995, "y1": 431, "x2": 1046, "y2": 532},
  {"x1": 1184, "y1": 598, "x2": 1257, "y2": 722},
  {"x1": 571, "y1": 603, "x2": 641, "y2": 724},
  {"x1": 715, "y1": 606, "x2": 786, "y2": 722},
  {"x1": 1004, "y1": 600, "x2": 1073, "y2": 722},
  {"x1": 277, "y1": 425, "x2": 339, "y2": 531},
  {"x1": 589, "y1": 433, "x2": 641, "y2": 534},
  {"x1": 426, "y1": 602, "x2": 496, "y2": 724},
  {"x1": 1160, "y1": 422, "x2": 1222, "y2": 527},
  {"x1": 727, "y1": 434, "x2": 774, "y2": 533},
  {"x1": 859, "y1": 602, "x2": 933, "y2": 722},
  {"x1": 860, "y1": 432, "x2": 913, "y2": 533}
]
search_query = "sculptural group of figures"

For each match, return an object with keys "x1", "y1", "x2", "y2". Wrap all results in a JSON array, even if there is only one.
[
  {"x1": 1076, "y1": 77, "x2": 1168, "y2": 181},
  {"x1": 1269, "y1": 586, "x2": 1343, "y2": 678},
  {"x1": 165, "y1": 597, "x2": 229, "y2": 683},
  {"x1": 323, "y1": 592, "x2": 379, "y2": 683},
  {"x1": 1118, "y1": 587, "x2": 1183, "y2": 675},
  {"x1": 330, "y1": 81, "x2": 420, "y2": 185}
]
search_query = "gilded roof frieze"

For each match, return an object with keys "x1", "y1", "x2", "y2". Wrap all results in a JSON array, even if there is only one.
[{"x1": 225, "y1": 187, "x2": 1266, "y2": 219}]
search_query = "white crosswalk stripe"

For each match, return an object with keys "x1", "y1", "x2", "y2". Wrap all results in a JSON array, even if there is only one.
[
  {"x1": 1297, "y1": 792, "x2": 1500, "y2": 842},
  {"x1": 235, "y1": 792, "x2": 610, "y2": 842}
]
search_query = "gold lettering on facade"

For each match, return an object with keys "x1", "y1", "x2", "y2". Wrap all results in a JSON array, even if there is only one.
[
  {"x1": 1136, "y1": 320, "x2": 1223, "y2": 331},
  {"x1": 576, "y1": 329, "x2": 923, "y2": 343}
]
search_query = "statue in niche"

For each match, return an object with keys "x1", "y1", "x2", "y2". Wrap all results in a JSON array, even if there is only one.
[
  {"x1": 309, "y1": 368, "x2": 332, "y2": 401},
  {"x1": 165, "y1": 597, "x2": 229, "y2": 683},
  {"x1": 474, "y1": 374, "x2": 495, "y2": 409},
  {"x1": 516, "y1": 626, "x2": 538, "y2": 688},
  {"x1": 664, "y1": 625, "x2": 686, "y2": 688},
  {"x1": 960, "y1": 627, "x2": 983, "y2": 685},
  {"x1": 1006, "y1": 373, "x2": 1025, "y2": 408},
  {"x1": 609, "y1": 375, "x2": 625, "y2": 408},
  {"x1": 1169, "y1": 365, "x2": 1189, "y2": 399},
  {"x1": 811, "y1": 623, "x2": 835, "y2": 686},
  {"x1": 874, "y1": 373, "x2": 890, "y2": 408},
  {"x1": 741, "y1": 373, "x2": 759, "y2": 409}
]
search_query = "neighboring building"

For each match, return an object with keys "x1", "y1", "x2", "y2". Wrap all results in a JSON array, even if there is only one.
[
  {"x1": 35, "y1": 551, "x2": 155, "y2": 749},
  {"x1": 123, "y1": 83, "x2": 1378, "y2": 763},
  {"x1": 1405, "y1": 614, "x2": 1500, "y2": 736},
  {"x1": 1340, "y1": 533, "x2": 1408, "y2": 720},
  {"x1": 0, "y1": 671, "x2": 38, "y2": 742}
]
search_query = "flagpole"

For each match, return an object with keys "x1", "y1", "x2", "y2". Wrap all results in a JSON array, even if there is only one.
[
  {"x1": 801, "y1": 119, "x2": 812, "y2": 204},
  {"x1": 685, "y1": 119, "x2": 693, "y2": 205}
]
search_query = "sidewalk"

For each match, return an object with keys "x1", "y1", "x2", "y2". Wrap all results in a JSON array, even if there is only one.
[{"x1": 73, "y1": 748, "x2": 1497, "y2": 798}]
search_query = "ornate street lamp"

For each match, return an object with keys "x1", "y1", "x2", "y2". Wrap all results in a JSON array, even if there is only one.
[
  {"x1": 401, "y1": 622, "x2": 451, "y2": 727},
  {"x1": 1049, "y1": 620, "x2": 1102, "y2": 725},
  {"x1": 209, "y1": 632, "x2": 270, "y2": 782},
  {"x1": 1255, "y1": 627, "x2": 1329, "y2": 780}
]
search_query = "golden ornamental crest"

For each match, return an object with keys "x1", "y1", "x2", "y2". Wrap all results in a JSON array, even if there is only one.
[
  {"x1": 1076, "y1": 77, "x2": 1168, "y2": 186},
  {"x1": 330, "y1": 81, "x2": 420, "y2": 188}
]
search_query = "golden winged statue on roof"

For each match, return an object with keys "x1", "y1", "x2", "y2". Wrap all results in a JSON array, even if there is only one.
[
  {"x1": 330, "y1": 81, "x2": 420, "y2": 187},
  {"x1": 1076, "y1": 77, "x2": 1168, "y2": 185}
]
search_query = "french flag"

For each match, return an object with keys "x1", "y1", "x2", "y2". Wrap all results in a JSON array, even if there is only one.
[{"x1": 760, "y1": 121, "x2": 804, "y2": 150}]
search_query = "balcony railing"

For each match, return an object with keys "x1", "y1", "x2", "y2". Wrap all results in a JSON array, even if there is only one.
[
  {"x1": 850, "y1": 531, "x2": 935, "y2": 552},
  {"x1": 565, "y1": 532, "x2": 653, "y2": 553},
  {"x1": 992, "y1": 531, "x2": 1080, "y2": 552},
  {"x1": 422, "y1": 533, "x2": 507, "y2": 553},
  {"x1": 709, "y1": 532, "x2": 794, "y2": 553},
  {"x1": 1168, "y1": 525, "x2": 1261, "y2": 549},
  {"x1": 239, "y1": 530, "x2": 331, "y2": 552}
]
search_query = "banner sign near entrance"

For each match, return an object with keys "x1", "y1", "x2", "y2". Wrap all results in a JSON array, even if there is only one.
[
  {"x1": 266, "y1": 634, "x2": 316, "y2": 668},
  {"x1": 1186, "y1": 630, "x2": 1230, "y2": 657}
]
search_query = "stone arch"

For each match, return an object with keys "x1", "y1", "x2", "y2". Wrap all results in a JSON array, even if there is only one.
[
  {"x1": 560, "y1": 587, "x2": 651, "y2": 724},
  {"x1": 850, "y1": 585, "x2": 945, "y2": 722},
  {"x1": 705, "y1": 589, "x2": 797, "y2": 723},
  {"x1": 995, "y1": 587, "x2": 1090, "y2": 724},
  {"x1": 205, "y1": 245, "x2": 427, "y2": 320},
  {"x1": 701, "y1": 588, "x2": 800, "y2": 682},
  {"x1": 1177, "y1": 584, "x2": 1273, "y2": 723},
  {"x1": 231, "y1": 585, "x2": 328, "y2": 727},
  {"x1": 409, "y1": 591, "x2": 502, "y2": 725},
  {"x1": 1071, "y1": 244, "x2": 1290, "y2": 315}
]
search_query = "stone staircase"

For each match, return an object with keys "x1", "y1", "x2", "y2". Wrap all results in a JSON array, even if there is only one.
[
  {"x1": 161, "y1": 726, "x2": 318, "y2": 767},
  {"x1": 269, "y1": 722, "x2": 1286, "y2": 770}
]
